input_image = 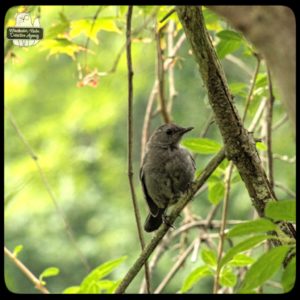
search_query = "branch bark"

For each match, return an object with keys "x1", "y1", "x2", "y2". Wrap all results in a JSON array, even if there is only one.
[
  {"x1": 175, "y1": 6, "x2": 295, "y2": 241},
  {"x1": 126, "y1": 6, "x2": 151, "y2": 293},
  {"x1": 207, "y1": 5, "x2": 295, "y2": 132},
  {"x1": 115, "y1": 148, "x2": 226, "y2": 293}
]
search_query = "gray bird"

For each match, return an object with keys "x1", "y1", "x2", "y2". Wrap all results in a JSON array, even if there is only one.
[{"x1": 140, "y1": 123, "x2": 196, "y2": 232}]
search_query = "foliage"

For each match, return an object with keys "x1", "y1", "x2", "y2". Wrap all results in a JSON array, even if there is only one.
[{"x1": 63, "y1": 256, "x2": 126, "y2": 294}]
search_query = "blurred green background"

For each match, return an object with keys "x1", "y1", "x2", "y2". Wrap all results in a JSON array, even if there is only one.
[{"x1": 4, "y1": 6, "x2": 295, "y2": 293}]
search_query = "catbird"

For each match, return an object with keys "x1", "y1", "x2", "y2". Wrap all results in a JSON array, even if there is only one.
[{"x1": 140, "y1": 123, "x2": 195, "y2": 232}]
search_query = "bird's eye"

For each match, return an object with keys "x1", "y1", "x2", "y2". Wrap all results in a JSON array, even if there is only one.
[{"x1": 166, "y1": 129, "x2": 172, "y2": 135}]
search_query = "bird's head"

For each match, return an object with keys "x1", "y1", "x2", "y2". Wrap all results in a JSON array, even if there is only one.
[{"x1": 148, "y1": 123, "x2": 194, "y2": 148}]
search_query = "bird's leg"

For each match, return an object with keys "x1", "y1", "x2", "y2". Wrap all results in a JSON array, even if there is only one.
[{"x1": 162, "y1": 213, "x2": 175, "y2": 229}]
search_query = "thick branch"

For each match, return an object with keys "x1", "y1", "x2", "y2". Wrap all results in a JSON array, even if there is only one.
[
  {"x1": 175, "y1": 6, "x2": 295, "y2": 240},
  {"x1": 115, "y1": 148, "x2": 226, "y2": 293},
  {"x1": 207, "y1": 6, "x2": 295, "y2": 132}
]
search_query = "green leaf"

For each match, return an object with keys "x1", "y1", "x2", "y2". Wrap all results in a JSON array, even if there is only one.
[
  {"x1": 70, "y1": 18, "x2": 121, "y2": 44},
  {"x1": 39, "y1": 39, "x2": 84, "y2": 60},
  {"x1": 227, "y1": 218, "x2": 277, "y2": 238},
  {"x1": 217, "y1": 30, "x2": 243, "y2": 41},
  {"x1": 256, "y1": 142, "x2": 267, "y2": 151},
  {"x1": 255, "y1": 73, "x2": 268, "y2": 89},
  {"x1": 220, "y1": 267, "x2": 237, "y2": 287},
  {"x1": 265, "y1": 200, "x2": 296, "y2": 222},
  {"x1": 98, "y1": 280, "x2": 120, "y2": 293},
  {"x1": 229, "y1": 82, "x2": 248, "y2": 97},
  {"x1": 201, "y1": 248, "x2": 217, "y2": 267},
  {"x1": 79, "y1": 256, "x2": 126, "y2": 293},
  {"x1": 221, "y1": 235, "x2": 272, "y2": 268},
  {"x1": 281, "y1": 256, "x2": 296, "y2": 292},
  {"x1": 239, "y1": 245, "x2": 291, "y2": 292},
  {"x1": 181, "y1": 138, "x2": 222, "y2": 154},
  {"x1": 180, "y1": 265, "x2": 213, "y2": 293},
  {"x1": 208, "y1": 181, "x2": 224, "y2": 205},
  {"x1": 39, "y1": 267, "x2": 60, "y2": 284},
  {"x1": 228, "y1": 253, "x2": 255, "y2": 267},
  {"x1": 203, "y1": 8, "x2": 222, "y2": 31},
  {"x1": 216, "y1": 40, "x2": 241, "y2": 59},
  {"x1": 46, "y1": 12, "x2": 70, "y2": 39},
  {"x1": 13, "y1": 245, "x2": 23, "y2": 257},
  {"x1": 63, "y1": 286, "x2": 80, "y2": 294}
]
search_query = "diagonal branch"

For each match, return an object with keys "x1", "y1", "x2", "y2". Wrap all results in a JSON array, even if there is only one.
[
  {"x1": 115, "y1": 147, "x2": 226, "y2": 293},
  {"x1": 5, "y1": 107, "x2": 91, "y2": 272},
  {"x1": 175, "y1": 6, "x2": 295, "y2": 242},
  {"x1": 4, "y1": 246, "x2": 50, "y2": 294}
]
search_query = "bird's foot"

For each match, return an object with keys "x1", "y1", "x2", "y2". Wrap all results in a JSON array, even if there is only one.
[{"x1": 162, "y1": 214, "x2": 175, "y2": 230}]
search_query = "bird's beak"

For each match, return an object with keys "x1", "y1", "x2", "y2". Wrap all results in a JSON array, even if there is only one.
[{"x1": 180, "y1": 127, "x2": 194, "y2": 135}]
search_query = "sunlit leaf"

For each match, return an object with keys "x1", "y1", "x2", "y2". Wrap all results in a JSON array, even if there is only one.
[
  {"x1": 39, "y1": 38, "x2": 85, "y2": 59},
  {"x1": 79, "y1": 256, "x2": 126, "y2": 293},
  {"x1": 181, "y1": 138, "x2": 222, "y2": 154},
  {"x1": 228, "y1": 253, "x2": 255, "y2": 267},
  {"x1": 70, "y1": 18, "x2": 121, "y2": 45},
  {"x1": 220, "y1": 267, "x2": 237, "y2": 287},
  {"x1": 201, "y1": 248, "x2": 217, "y2": 267},
  {"x1": 180, "y1": 265, "x2": 213, "y2": 293},
  {"x1": 39, "y1": 267, "x2": 60, "y2": 285},
  {"x1": 208, "y1": 180, "x2": 224, "y2": 205},
  {"x1": 63, "y1": 286, "x2": 80, "y2": 294},
  {"x1": 256, "y1": 142, "x2": 267, "y2": 151},
  {"x1": 13, "y1": 245, "x2": 23, "y2": 257}
]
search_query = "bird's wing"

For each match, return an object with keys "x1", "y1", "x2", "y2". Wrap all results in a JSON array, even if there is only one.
[{"x1": 139, "y1": 165, "x2": 159, "y2": 217}]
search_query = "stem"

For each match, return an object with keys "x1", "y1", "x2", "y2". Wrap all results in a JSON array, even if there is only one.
[
  {"x1": 4, "y1": 246, "x2": 50, "y2": 294},
  {"x1": 126, "y1": 6, "x2": 151, "y2": 293}
]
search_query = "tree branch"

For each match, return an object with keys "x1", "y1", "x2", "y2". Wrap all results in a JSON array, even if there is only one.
[
  {"x1": 125, "y1": 6, "x2": 151, "y2": 293},
  {"x1": 5, "y1": 107, "x2": 90, "y2": 271},
  {"x1": 175, "y1": 6, "x2": 295, "y2": 241},
  {"x1": 4, "y1": 246, "x2": 50, "y2": 294},
  {"x1": 115, "y1": 148, "x2": 226, "y2": 293}
]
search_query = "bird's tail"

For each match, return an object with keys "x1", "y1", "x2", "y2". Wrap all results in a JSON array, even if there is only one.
[{"x1": 144, "y1": 208, "x2": 165, "y2": 232}]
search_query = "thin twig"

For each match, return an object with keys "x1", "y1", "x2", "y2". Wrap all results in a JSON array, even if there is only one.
[
  {"x1": 273, "y1": 153, "x2": 296, "y2": 164},
  {"x1": 125, "y1": 6, "x2": 151, "y2": 294},
  {"x1": 4, "y1": 246, "x2": 50, "y2": 294},
  {"x1": 242, "y1": 54, "x2": 261, "y2": 123},
  {"x1": 83, "y1": 6, "x2": 102, "y2": 71},
  {"x1": 226, "y1": 54, "x2": 252, "y2": 76},
  {"x1": 156, "y1": 23, "x2": 171, "y2": 123},
  {"x1": 272, "y1": 113, "x2": 288, "y2": 131},
  {"x1": 154, "y1": 239, "x2": 197, "y2": 294},
  {"x1": 248, "y1": 97, "x2": 267, "y2": 133},
  {"x1": 140, "y1": 33, "x2": 186, "y2": 162},
  {"x1": 108, "y1": 7, "x2": 160, "y2": 74},
  {"x1": 167, "y1": 20, "x2": 178, "y2": 115},
  {"x1": 5, "y1": 108, "x2": 90, "y2": 271},
  {"x1": 213, "y1": 162, "x2": 234, "y2": 293},
  {"x1": 265, "y1": 66, "x2": 275, "y2": 188},
  {"x1": 140, "y1": 85, "x2": 157, "y2": 162},
  {"x1": 159, "y1": 8, "x2": 176, "y2": 23},
  {"x1": 115, "y1": 148, "x2": 226, "y2": 293},
  {"x1": 274, "y1": 182, "x2": 296, "y2": 198}
]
